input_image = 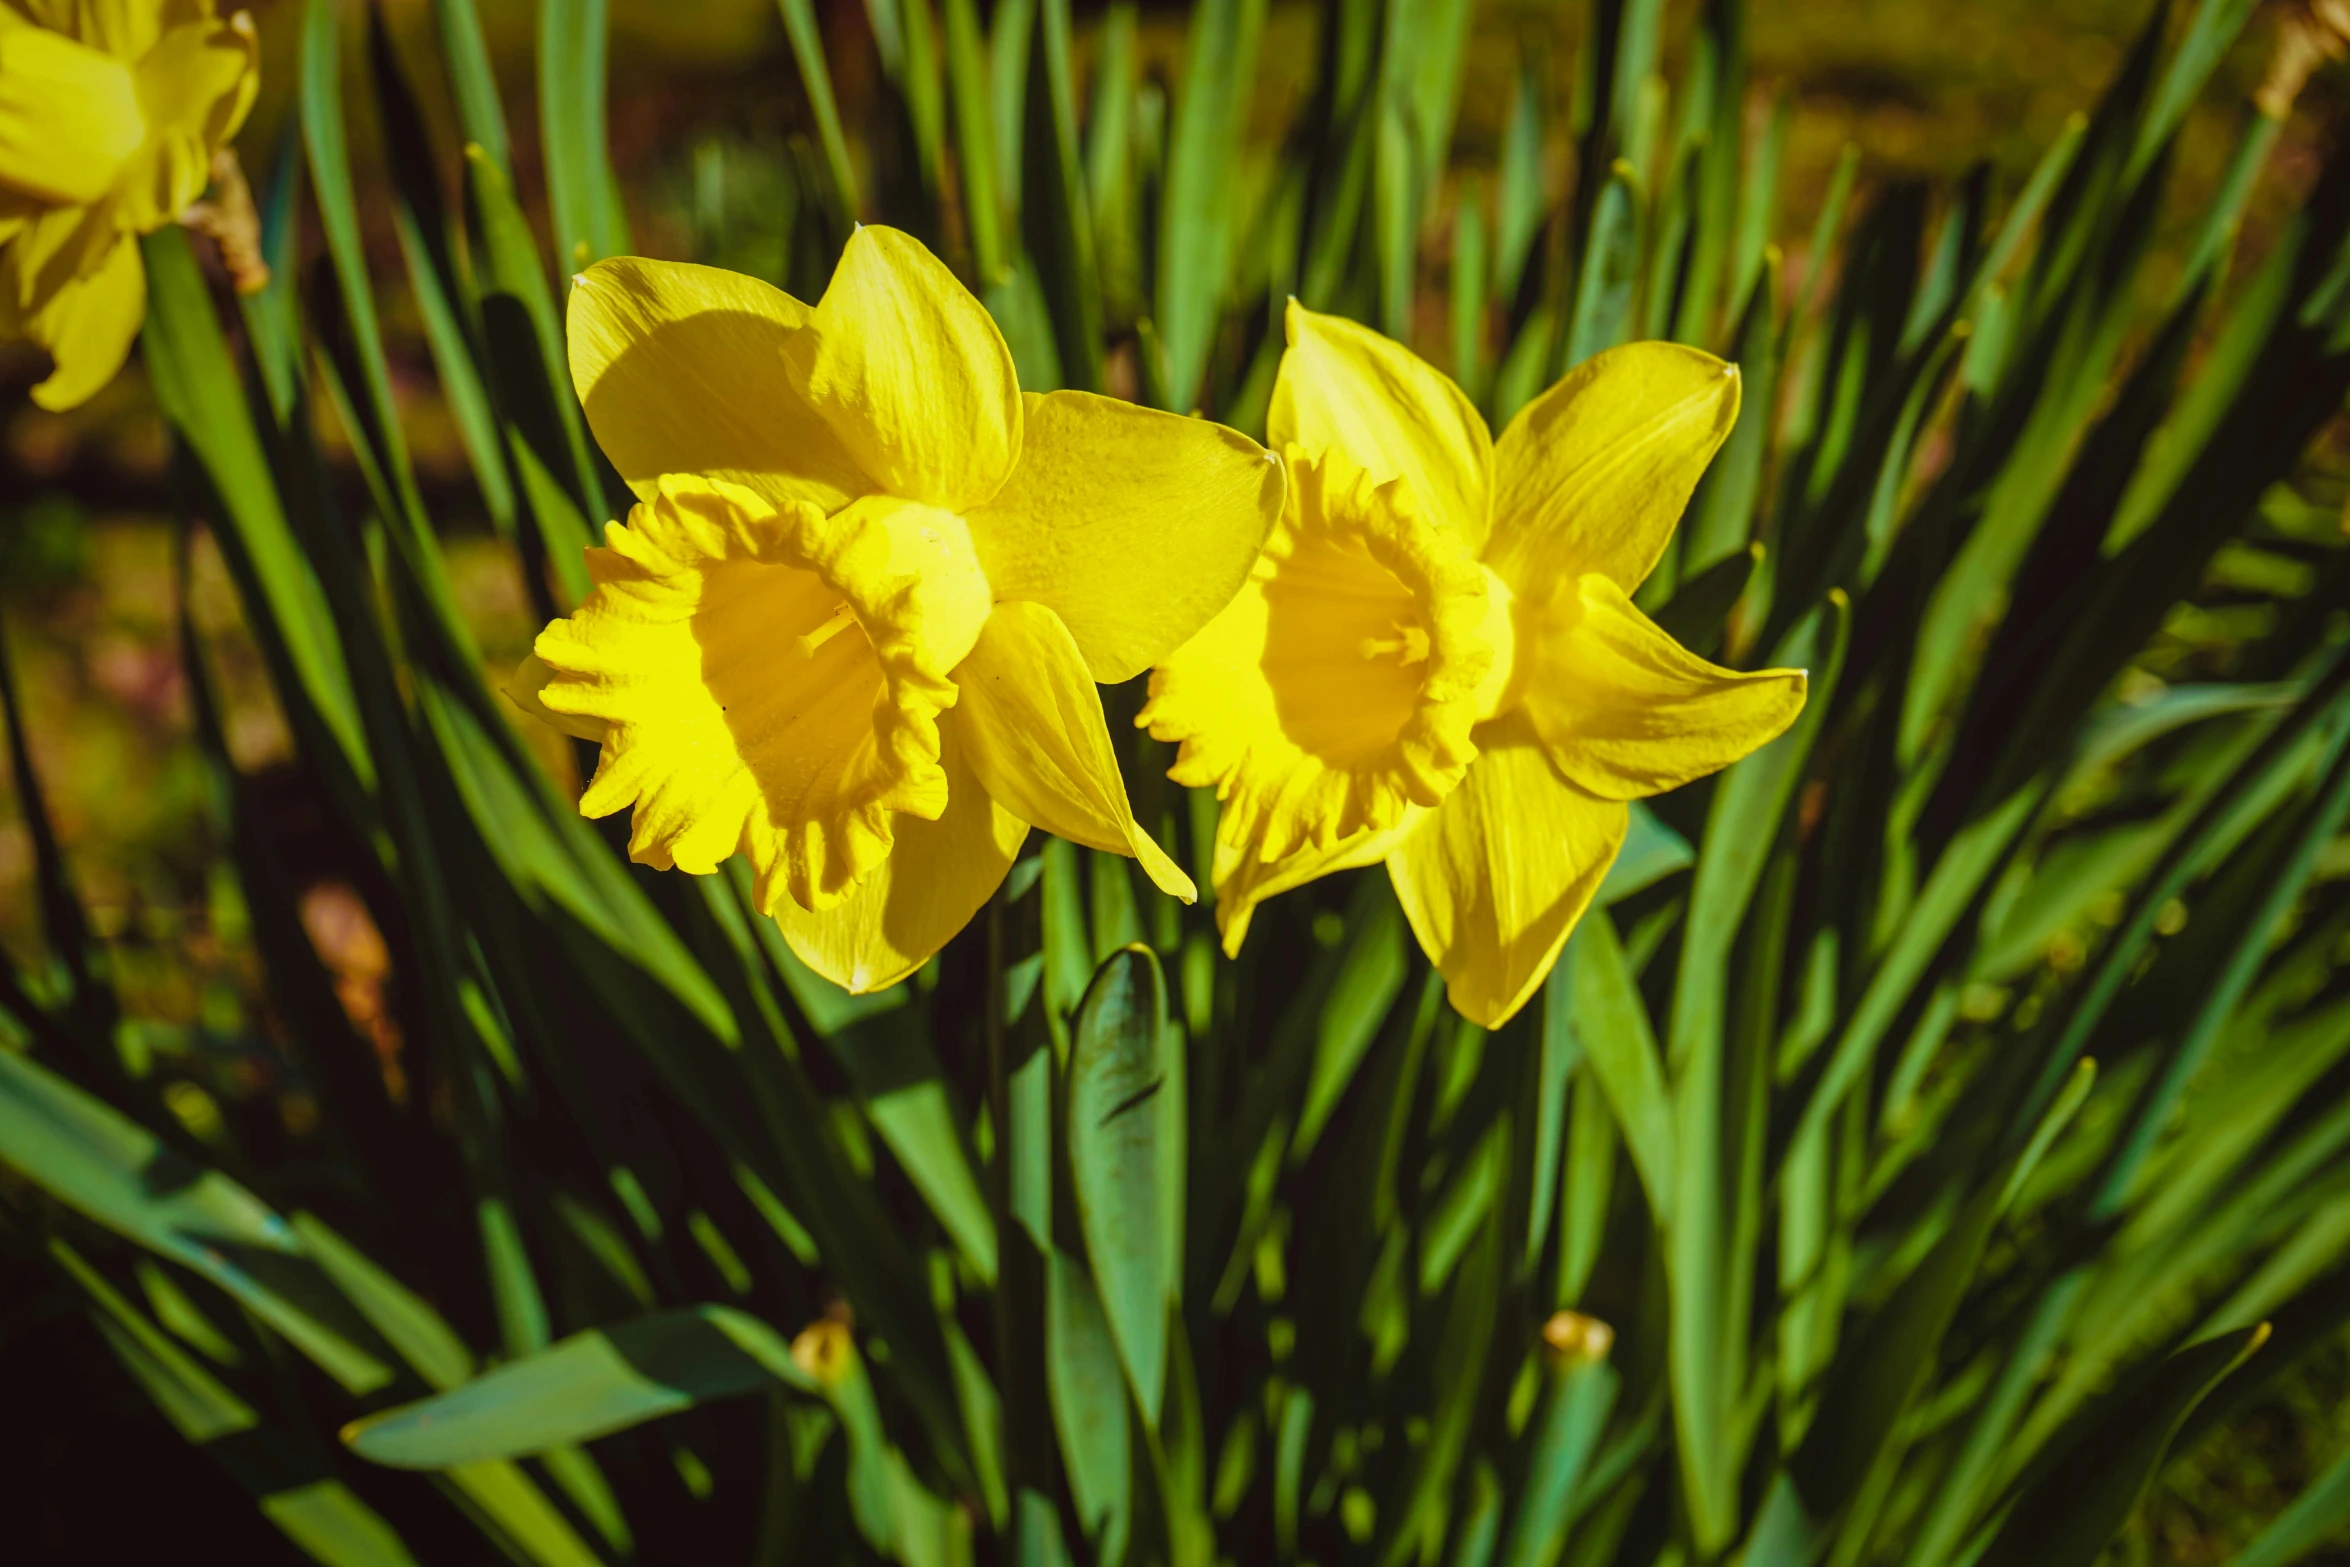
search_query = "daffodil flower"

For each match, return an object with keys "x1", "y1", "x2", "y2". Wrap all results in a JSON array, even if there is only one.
[
  {"x1": 1143, "y1": 303, "x2": 1806, "y2": 1026},
  {"x1": 517, "y1": 227, "x2": 1283, "y2": 994},
  {"x1": 0, "y1": 0, "x2": 258, "y2": 409}
]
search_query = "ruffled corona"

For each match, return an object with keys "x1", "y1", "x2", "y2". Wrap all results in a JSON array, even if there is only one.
[
  {"x1": 532, "y1": 473, "x2": 990, "y2": 915},
  {"x1": 1144, "y1": 444, "x2": 1500, "y2": 863}
]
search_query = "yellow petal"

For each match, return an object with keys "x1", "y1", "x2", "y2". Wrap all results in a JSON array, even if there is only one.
[
  {"x1": 772, "y1": 715, "x2": 1030, "y2": 994},
  {"x1": 1268, "y1": 299, "x2": 1492, "y2": 550},
  {"x1": 1487, "y1": 341, "x2": 1739, "y2": 597},
  {"x1": 567, "y1": 256, "x2": 872, "y2": 514},
  {"x1": 1385, "y1": 715, "x2": 1628, "y2": 1028},
  {"x1": 533, "y1": 474, "x2": 992, "y2": 912},
  {"x1": 20, "y1": 0, "x2": 163, "y2": 60},
  {"x1": 1210, "y1": 816, "x2": 1418, "y2": 956},
  {"x1": 785, "y1": 225, "x2": 1022, "y2": 512},
  {"x1": 955, "y1": 599, "x2": 1195, "y2": 901},
  {"x1": 966, "y1": 390, "x2": 1283, "y2": 683},
  {"x1": 504, "y1": 652, "x2": 607, "y2": 742},
  {"x1": 1140, "y1": 446, "x2": 1496, "y2": 866},
  {"x1": 119, "y1": 12, "x2": 260, "y2": 227},
  {"x1": 1525, "y1": 573, "x2": 1807, "y2": 801},
  {"x1": 0, "y1": 24, "x2": 142, "y2": 205},
  {"x1": 23, "y1": 231, "x2": 141, "y2": 410}
]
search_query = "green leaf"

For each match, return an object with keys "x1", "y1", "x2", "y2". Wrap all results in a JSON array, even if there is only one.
[
  {"x1": 2230, "y1": 1434, "x2": 2350, "y2": 1567},
  {"x1": 259, "y1": 1482, "x2": 424, "y2": 1567},
  {"x1": 139, "y1": 229, "x2": 369, "y2": 789},
  {"x1": 1046, "y1": 1248, "x2": 1133, "y2": 1553},
  {"x1": 1069, "y1": 945, "x2": 1170, "y2": 1425},
  {"x1": 776, "y1": 0, "x2": 860, "y2": 228},
  {"x1": 1154, "y1": 0, "x2": 1267, "y2": 409},
  {"x1": 1567, "y1": 910, "x2": 1675, "y2": 1221},
  {"x1": 1986, "y1": 1324, "x2": 2269, "y2": 1567},
  {"x1": 346, "y1": 1306, "x2": 815, "y2": 1467},
  {"x1": 0, "y1": 1049, "x2": 393, "y2": 1395}
]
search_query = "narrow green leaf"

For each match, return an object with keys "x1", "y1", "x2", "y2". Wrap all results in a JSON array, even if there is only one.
[
  {"x1": 1987, "y1": 1324, "x2": 2269, "y2": 1567},
  {"x1": 1069, "y1": 945, "x2": 1170, "y2": 1425},
  {"x1": 346, "y1": 1306, "x2": 815, "y2": 1467},
  {"x1": 1046, "y1": 1248, "x2": 1133, "y2": 1554},
  {"x1": 0, "y1": 1049, "x2": 393, "y2": 1394}
]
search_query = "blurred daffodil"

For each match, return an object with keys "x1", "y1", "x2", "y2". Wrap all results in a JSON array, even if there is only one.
[
  {"x1": 1143, "y1": 303, "x2": 1806, "y2": 1026},
  {"x1": 516, "y1": 227, "x2": 1283, "y2": 994},
  {"x1": 0, "y1": 0, "x2": 259, "y2": 409}
]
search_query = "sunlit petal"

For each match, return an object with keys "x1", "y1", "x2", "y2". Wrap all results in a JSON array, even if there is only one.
[
  {"x1": 1526, "y1": 574, "x2": 1807, "y2": 800},
  {"x1": 567, "y1": 256, "x2": 872, "y2": 514},
  {"x1": 0, "y1": 24, "x2": 142, "y2": 205},
  {"x1": 1385, "y1": 715, "x2": 1628, "y2": 1028},
  {"x1": 1269, "y1": 300, "x2": 1493, "y2": 549},
  {"x1": 967, "y1": 390, "x2": 1282, "y2": 683},
  {"x1": 772, "y1": 715, "x2": 1030, "y2": 994},
  {"x1": 1487, "y1": 342, "x2": 1739, "y2": 597},
  {"x1": 956, "y1": 600, "x2": 1195, "y2": 901},
  {"x1": 785, "y1": 225, "x2": 1022, "y2": 512},
  {"x1": 23, "y1": 232, "x2": 141, "y2": 411}
]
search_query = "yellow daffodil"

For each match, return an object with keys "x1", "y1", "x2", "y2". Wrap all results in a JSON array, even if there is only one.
[
  {"x1": 0, "y1": 0, "x2": 258, "y2": 409},
  {"x1": 516, "y1": 227, "x2": 1283, "y2": 994},
  {"x1": 1143, "y1": 303, "x2": 1807, "y2": 1026}
]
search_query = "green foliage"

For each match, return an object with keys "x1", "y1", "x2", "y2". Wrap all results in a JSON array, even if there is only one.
[{"x1": 6, "y1": 0, "x2": 2350, "y2": 1562}]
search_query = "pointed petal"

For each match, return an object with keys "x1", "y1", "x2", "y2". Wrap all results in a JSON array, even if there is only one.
[
  {"x1": 0, "y1": 24, "x2": 141, "y2": 205},
  {"x1": 785, "y1": 225, "x2": 1022, "y2": 512},
  {"x1": 25, "y1": 233, "x2": 141, "y2": 411},
  {"x1": 1488, "y1": 342, "x2": 1739, "y2": 597},
  {"x1": 967, "y1": 390, "x2": 1283, "y2": 683},
  {"x1": 1385, "y1": 716, "x2": 1628, "y2": 1027},
  {"x1": 956, "y1": 600, "x2": 1195, "y2": 900},
  {"x1": 1527, "y1": 574, "x2": 1807, "y2": 801},
  {"x1": 1268, "y1": 300, "x2": 1492, "y2": 548},
  {"x1": 1211, "y1": 816, "x2": 1419, "y2": 956},
  {"x1": 567, "y1": 256, "x2": 873, "y2": 514},
  {"x1": 773, "y1": 717, "x2": 1030, "y2": 994}
]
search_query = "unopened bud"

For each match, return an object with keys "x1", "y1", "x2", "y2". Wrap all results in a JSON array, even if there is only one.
[
  {"x1": 1541, "y1": 1310, "x2": 1615, "y2": 1368},
  {"x1": 791, "y1": 1317, "x2": 856, "y2": 1386}
]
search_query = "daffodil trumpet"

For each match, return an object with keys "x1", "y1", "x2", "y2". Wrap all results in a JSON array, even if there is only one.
[
  {"x1": 514, "y1": 226, "x2": 1284, "y2": 995},
  {"x1": 0, "y1": 0, "x2": 260, "y2": 409},
  {"x1": 1144, "y1": 302, "x2": 1808, "y2": 1027}
]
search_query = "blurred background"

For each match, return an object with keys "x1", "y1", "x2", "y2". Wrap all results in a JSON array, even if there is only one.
[{"x1": 2, "y1": 0, "x2": 2346, "y2": 1559}]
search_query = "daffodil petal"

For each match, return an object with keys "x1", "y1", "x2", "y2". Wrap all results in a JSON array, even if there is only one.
[
  {"x1": 1268, "y1": 299, "x2": 1492, "y2": 549},
  {"x1": 773, "y1": 716, "x2": 1030, "y2": 995},
  {"x1": 120, "y1": 14, "x2": 260, "y2": 227},
  {"x1": 1385, "y1": 715, "x2": 1627, "y2": 1027},
  {"x1": 25, "y1": 233, "x2": 141, "y2": 411},
  {"x1": 1211, "y1": 816, "x2": 1419, "y2": 956},
  {"x1": 567, "y1": 256, "x2": 872, "y2": 513},
  {"x1": 1488, "y1": 342, "x2": 1739, "y2": 597},
  {"x1": 967, "y1": 390, "x2": 1283, "y2": 683},
  {"x1": 0, "y1": 24, "x2": 142, "y2": 205},
  {"x1": 504, "y1": 652, "x2": 608, "y2": 742},
  {"x1": 956, "y1": 599, "x2": 1195, "y2": 901},
  {"x1": 1527, "y1": 574, "x2": 1807, "y2": 801},
  {"x1": 785, "y1": 225, "x2": 1022, "y2": 512}
]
